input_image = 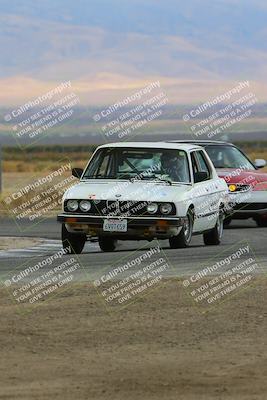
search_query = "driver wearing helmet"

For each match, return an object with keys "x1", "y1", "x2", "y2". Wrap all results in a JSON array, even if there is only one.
[{"x1": 161, "y1": 152, "x2": 188, "y2": 182}]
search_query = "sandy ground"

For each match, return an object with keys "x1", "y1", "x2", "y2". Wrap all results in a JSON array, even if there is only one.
[
  {"x1": 0, "y1": 278, "x2": 267, "y2": 400},
  {"x1": 0, "y1": 237, "x2": 44, "y2": 251}
]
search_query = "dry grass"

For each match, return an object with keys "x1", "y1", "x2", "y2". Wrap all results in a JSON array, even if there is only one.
[
  {"x1": 0, "y1": 278, "x2": 267, "y2": 399},
  {"x1": 0, "y1": 146, "x2": 267, "y2": 214},
  {"x1": 3, "y1": 151, "x2": 90, "y2": 173},
  {"x1": 2, "y1": 147, "x2": 267, "y2": 173}
]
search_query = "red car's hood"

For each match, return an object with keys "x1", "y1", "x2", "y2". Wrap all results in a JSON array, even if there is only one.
[{"x1": 217, "y1": 168, "x2": 267, "y2": 189}]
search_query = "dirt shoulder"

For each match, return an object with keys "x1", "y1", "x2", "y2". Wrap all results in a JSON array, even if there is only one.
[
  {"x1": 0, "y1": 278, "x2": 266, "y2": 400},
  {"x1": 0, "y1": 237, "x2": 44, "y2": 251}
]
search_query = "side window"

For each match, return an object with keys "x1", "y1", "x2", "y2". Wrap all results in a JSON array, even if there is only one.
[
  {"x1": 190, "y1": 152, "x2": 198, "y2": 177},
  {"x1": 195, "y1": 151, "x2": 211, "y2": 179}
]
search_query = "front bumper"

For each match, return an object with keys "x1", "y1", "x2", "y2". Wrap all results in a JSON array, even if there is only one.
[
  {"x1": 228, "y1": 190, "x2": 267, "y2": 218},
  {"x1": 57, "y1": 213, "x2": 186, "y2": 239}
]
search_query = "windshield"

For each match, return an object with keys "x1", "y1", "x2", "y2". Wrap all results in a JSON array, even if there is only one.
[
  {"x1": 83, "y1": 147, "x2": 191, "y2": 183},
  {"x1": 205, "y1": 145, "x2": 255, "y2": 170}
]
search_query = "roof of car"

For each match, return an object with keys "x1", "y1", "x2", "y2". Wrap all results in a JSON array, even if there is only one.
[
  {"x1": 98, "y1": 142, "x2": 203, "y2": 151},
  {"x1": 166, "y1": 140, "x2": 235, "y2": 146}
]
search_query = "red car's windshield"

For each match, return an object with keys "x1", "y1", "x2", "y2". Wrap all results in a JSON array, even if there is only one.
[{"x1": 205, "y1": 145, "x2": 255, "y2": 170}]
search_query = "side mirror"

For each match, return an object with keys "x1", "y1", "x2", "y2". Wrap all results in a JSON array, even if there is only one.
[
  {"x1": 194, "y1": 171, "x2": 209, "y2": 183},
  {"x1": 254, "y1": 159, "x2": 266, "y2": 169},
  {"x1": 72, "y1": 167, "x2": 83, "y2": 179}
]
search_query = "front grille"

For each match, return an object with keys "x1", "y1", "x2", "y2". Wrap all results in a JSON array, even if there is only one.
[
  {"x1": 94, "y1": 200, "x2": 150, "y2": 217},
  {"x1": 64, "y1": 200, "x2": 176, "y2": 217},
  {"x1": 233, "y1": 203, "x2": 267, "y2": 211}
]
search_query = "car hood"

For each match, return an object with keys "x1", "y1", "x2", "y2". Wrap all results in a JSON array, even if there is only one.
[
  {"x1": 64, "y1": 180, "x2": 191, "y2": 202},
  {"x1": 217, "y1": 168, "x2": 267, "y2": 185}
]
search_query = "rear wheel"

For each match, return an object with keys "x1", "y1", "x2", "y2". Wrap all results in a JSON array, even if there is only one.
[
  {"x1": 169, "y1": 209, "x2": 193, "y2": 249},
  {"x1": 203, "y1": 210, "x2": 224, "y2": 245},
  {"x1": 98, "y1": 236, "x2": 117, "y2": 252},
  {"x1": 255, "y1": 215, "x2": 267, "y2": 227},
  {"x1": 61, "y1": 224, "x2": 86, "y2": 254}
]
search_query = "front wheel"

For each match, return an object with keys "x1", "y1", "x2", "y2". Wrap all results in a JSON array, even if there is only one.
[
  {"x1": 169, "y1": 210, "x2": 193, "y2": 249},
  {"x1": 62, "y1": 224, "x2": 86, "y2": 254},
  {"x1": 254, "y1": 215, "x2": 267, "y2": 227},
  {"x1": 223, "y1": 217, "x2": 232, "y2": 227},
  {"x1": 203, "y1": 211, "x2": 224, "y2": 246},
  {"x1": 98, "y1": 237, "x2": 117, "y2": 252}
]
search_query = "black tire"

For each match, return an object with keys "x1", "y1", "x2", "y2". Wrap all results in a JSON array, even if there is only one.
[
  {"x1": 203, "y1": 211, "x2": 224, "y2": 246},
  {"x1": 223, "y1": 217, "x2": 232, "y2": 227},
  {"x1": 255, "y1": 216, "x2": 267, "y2": 227},
  {"x1": 98, "y1": 236, "x2": 117, "y2": 252},
  {"x1": 169, "y1": 209, "x2": 193, "y2": 249},
  {"x1": 61, "y1": 224, "x2": 86, "y2": 254}
]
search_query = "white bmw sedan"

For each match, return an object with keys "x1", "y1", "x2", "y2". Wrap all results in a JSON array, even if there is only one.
[{"x1": 57, "y1": 142, "x2": 229, "y2": 253}]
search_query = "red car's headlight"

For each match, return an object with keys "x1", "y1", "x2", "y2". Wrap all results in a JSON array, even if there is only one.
[{"x1": 227, "y1": 184, "x2": 251, "y2": 193}]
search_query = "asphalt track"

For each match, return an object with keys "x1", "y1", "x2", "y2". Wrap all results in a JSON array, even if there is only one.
[{"x1": 0, "y1": 217, "x2": 267, "y2": 283}]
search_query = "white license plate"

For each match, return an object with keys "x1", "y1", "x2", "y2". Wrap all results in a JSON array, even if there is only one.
[{"x1": 103, "y1": 219, "x2": 128, "y2": 232}]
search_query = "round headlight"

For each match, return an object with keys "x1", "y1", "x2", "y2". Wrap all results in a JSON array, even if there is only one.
[
  {"x1": 160, "y1": 203, "x2": 172, "y2": 214},
  {"x1": 80, "y1": 200, "x2": 91, "y2": 212},
  {"x1": 67, "y1": 200, "x2": 78, "y2": 212},
  {"x1": 228, "y1": 184, "x2": 237, "y2": 192},
  {"x1": 147, "y1": 203, "x2": 158, "y2": 214}
]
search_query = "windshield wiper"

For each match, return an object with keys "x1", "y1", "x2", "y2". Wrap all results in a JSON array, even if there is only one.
[
  {"x1": 154, "y1": 177, "x2": 173, "y2": 185},
  {"x1": 83, "y1": 174, "x2": 117, "y2": 179},
  {"x1": 83, "y1": 173, "x2": 138, "y2": 180},
  {"x1": 131, "y1": 175, "x2": 173, "y2": 185}
]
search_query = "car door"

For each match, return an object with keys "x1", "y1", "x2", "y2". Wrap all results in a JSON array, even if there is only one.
[{"x1": 190, "y1": 150, "x2": 216, "y2": 232}]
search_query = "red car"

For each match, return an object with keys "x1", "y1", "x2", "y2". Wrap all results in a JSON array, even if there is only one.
[{"x1": 168, "y1": 140, "x2": 267, "y2": 227}]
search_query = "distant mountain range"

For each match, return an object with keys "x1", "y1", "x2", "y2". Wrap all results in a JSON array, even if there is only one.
[
  {"x1": 1, "y1": 0, "x2": 267, "y2": 106},
  {"x1": 1, "y1": 129, "x2": 267, "y2": 147},
  {"x1": 0, "y1": 103, "x2": 266, "y2": 146}
]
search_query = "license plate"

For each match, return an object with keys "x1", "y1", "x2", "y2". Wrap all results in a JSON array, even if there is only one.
[{"x1": 103, "y1": 219, "x2": 128, "y2": 232}]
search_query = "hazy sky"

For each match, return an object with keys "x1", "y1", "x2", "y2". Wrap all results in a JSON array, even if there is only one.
[{"x1": 1, "y1": 0, "x2": 267, "y2": 105}]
